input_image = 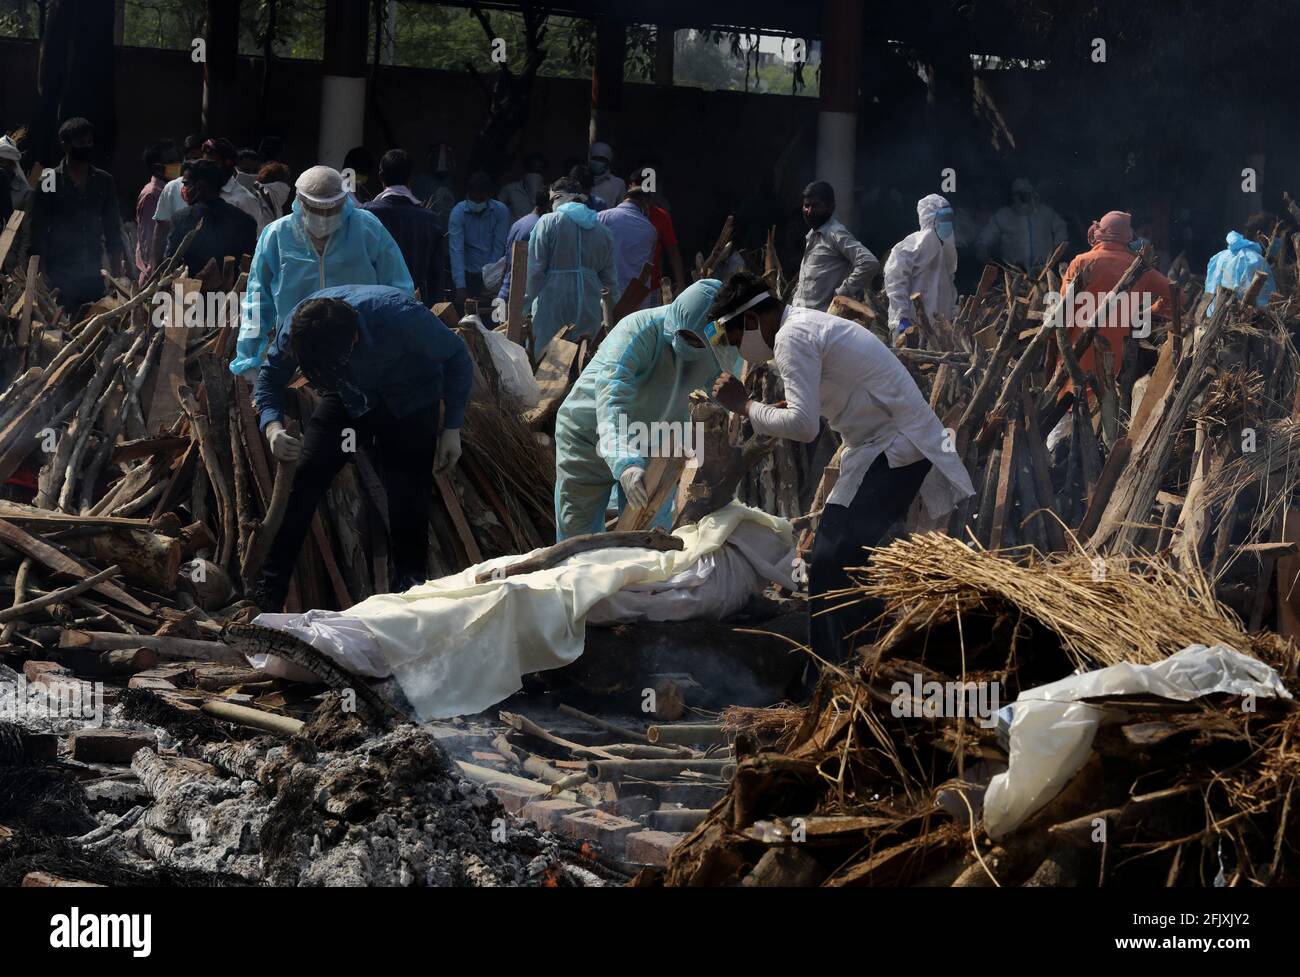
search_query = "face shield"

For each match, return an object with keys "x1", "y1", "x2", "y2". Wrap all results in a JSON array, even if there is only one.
[{"x1": 296, "y1": 166, "x2": 349, "y2": 238}]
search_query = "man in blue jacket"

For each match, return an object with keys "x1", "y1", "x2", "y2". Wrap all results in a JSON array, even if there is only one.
[{"x1": 250, "y1": 284, "x2": 473, "y2": 610}]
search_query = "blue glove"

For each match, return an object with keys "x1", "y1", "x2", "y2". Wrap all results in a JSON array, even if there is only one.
[{"x1": 897, "y1": 317, "x2": 912, "y2": 333}]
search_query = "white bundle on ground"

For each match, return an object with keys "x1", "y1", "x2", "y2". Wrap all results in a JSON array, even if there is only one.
[{"x1": 252, "y1": 503, "x2": 795, "y2": 719}]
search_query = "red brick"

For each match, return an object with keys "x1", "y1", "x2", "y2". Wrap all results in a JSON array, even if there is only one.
[
  {"x1": 625, "y1": 829, "x2": 684, "y2": 866},
  {"x1": 559, "y1": 809, "x2": 641, "y2": 857},
  {"x1": 490, "y1": 785, "x2": 535, "y2": 815},
  {"x1": 521, "y1": 798, "x2": 583, "y2": 831},
  {"x1": 22, "y1": 661, "x2": 71, "y2": 683}
]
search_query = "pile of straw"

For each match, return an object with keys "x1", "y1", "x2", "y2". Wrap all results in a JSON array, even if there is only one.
[{"x1": 855, "y1": 532, "x2": 1291, "y2": 673}]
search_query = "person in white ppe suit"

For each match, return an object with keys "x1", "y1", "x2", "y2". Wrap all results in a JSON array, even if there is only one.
[
  {"x1": 883, "y1": 194, "x2": 958, "y2": 337},
  {"x1": 229, "y1": 165, "x2": 413, "y2": 378},
  {"x1": 708, "y1": 272, "x2": 974, "y2": 666},
  {"x1": 976, "y1": 177, "x2": 1068, "y2": 271},
  {"x1": 588, "y1": 142, "x2": 626, "y2": 213}
]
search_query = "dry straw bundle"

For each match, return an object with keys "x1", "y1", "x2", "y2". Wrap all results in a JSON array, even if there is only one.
[{"x1": 854, "y1": 532, "x2": 1290, "y2": 673}]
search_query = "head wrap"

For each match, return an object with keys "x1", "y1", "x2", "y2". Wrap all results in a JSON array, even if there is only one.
[{"x1": 1087, "y1": 210, "x2": 1134, "y2": 247}]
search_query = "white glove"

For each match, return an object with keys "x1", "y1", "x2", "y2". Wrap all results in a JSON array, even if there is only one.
[
  {"x1": 619, "y1": 465, "x2": 648, "y2": 509},
  {"x1": 265, "y1": 421, "x2": 302, "y2": 463},
  {"x1": 435, "y1": 428, "x2": 462, "y2": 473}
]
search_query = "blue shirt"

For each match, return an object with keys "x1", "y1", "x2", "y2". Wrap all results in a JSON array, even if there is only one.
[
  {"x1": 497, "y1": 212, "x2": 541, "y2": 300},
  {"x1": 596, "y1": 201, "x2": 658, "y2": 298},
  {"x1": 448, "y1": 198, "x2": 510, "y2": 289},
  {"x1": 229, "y1": 195, "x2": 414, "y2": 377},
  {"x1": 255, "y1": 284, "x2": 473, "y2": 432}
]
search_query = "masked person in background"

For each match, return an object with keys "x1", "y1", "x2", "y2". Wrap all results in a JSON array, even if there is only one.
[
  {"x1": 708, "y1": 272, "x2": 975, "y2": 665},
  {"x1": 229, "y1": 165, "x2": 413, "y2": 378},
  {"x1": 883, "y1": 194, "x2": 958, "y2": 340},
  {"x1": 0, "y1": 134, "x2": 33, "y2": 272},
  {"x1": 363, "y1": 148, "x2": 448, "y2": 307},
  {"x1": 164, "y1": 159, "x2": 258, "y2": 279},
  {"x1": 792, "y1": 180, "x2": 879, "y2": 312},
  {"x1": 153, "y1": 136, "x2": 266, "y2": 269},
  {"x1": 588, "y1": 142, "x2": 625, "y2": 213},
  {"x1": 30, "y1": 117, "x2": 126, "y2": 315},
  {"x1": 498, "y1": 152, "x2": 548, "y2": 222},
  {"x1": 1204, "y1": 212, "x2": 1279, "y2": 316},
  {"x1": 1055, "y1": 210, "x2": 1172, "y2": 395},
  {"x1": 449, "y1": 171, "x2": 510, "y2": 313},
  {"x1": 235, "y1": 148, "x2": 264, "y2": 191},
  {"x1": 524, "y1": 177, "x2": 619, "y2": 354},
  {"x1": 135, "y1": 140, "x2": 180, "y2": 283},
  {"x1": 253, "y1": 162, "x2": 293, "y2": 224},
  {"x1": 976, "y1": 177, "x2": 1068, "y2": 271},
  {"x1": 596, "y1": 188, "x2": 659, "y2": 304},
  {"x1": 553, "y1": 279, "x2": 724, "y2": 540},
  {"x1": 249, "y1": 285, "x2": 473, "y2": 611}
]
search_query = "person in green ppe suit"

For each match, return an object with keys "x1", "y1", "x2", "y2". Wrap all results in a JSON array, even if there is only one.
[{"x1": 554, "y1": 278, "x2": 726, "y2": 540}]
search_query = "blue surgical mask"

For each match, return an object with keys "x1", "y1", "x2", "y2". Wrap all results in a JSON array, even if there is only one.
[
  {"x1": 589, "y1": 159, "x2": 608, "y2": 176},
  {"x1": 465, "y1": 199, "x2": 488, "y2": 214},
  {"x1": 936, "y1": 220, "x2": 954, "y2": 240}
]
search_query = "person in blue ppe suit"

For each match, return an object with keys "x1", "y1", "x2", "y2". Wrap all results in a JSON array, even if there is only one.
[
  {"x1": 229, "y1": 165, "x2": 413, "y2": 378},
  {"x1": 524, "y1": 177, "x2": 620, "y2": 356},
  {"x1": 553, "y1": 279, "x2": 725, "y2": 541},
  {"x1": 1204, "y1": 215, "x2": 1277, "y2": 316}
]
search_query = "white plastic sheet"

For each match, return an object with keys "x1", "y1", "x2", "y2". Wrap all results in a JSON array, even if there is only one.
[
  {"x1": 253, "y1": 503, "x2": 795, "y2": 721},
  {"x1": 982, "y1": 644, "x2": 1293, "y2": 839},
  {"x1": 476, "y1": 322, "x2": 540, "y2": 407}
]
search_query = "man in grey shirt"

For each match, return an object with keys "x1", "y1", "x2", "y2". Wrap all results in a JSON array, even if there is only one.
[{"x1": 791, "y1": 180, "x2": 878, "y2": 311}]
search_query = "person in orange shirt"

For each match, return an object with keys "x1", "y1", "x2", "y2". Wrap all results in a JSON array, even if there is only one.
[{"x1": 1054, "y1": 210, "x2": 1172, "y2": 394}]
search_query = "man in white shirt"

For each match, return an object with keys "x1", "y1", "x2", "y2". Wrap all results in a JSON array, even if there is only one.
[
  {"x1": 151, "y1": 137, "x2": 267, "y2": 269},
  {"x1": 792, "y1": 180, "x2": 879, "y2": 312},
  {"x1": 708, "y1": 272, "x2": 974, "y2": 664}
]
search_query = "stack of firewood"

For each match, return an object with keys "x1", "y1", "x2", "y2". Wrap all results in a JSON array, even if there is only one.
[{"x1": 0, "y1": 235, "x2": 556, "y2": 662}]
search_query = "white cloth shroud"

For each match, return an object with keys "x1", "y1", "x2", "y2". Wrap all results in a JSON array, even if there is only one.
[
  {"x1": 250, "y1": 503, "x2": 796, "y2": 720},
  {"x1": 982, "y1": 644, "x2": 1293, "y2": 840}
]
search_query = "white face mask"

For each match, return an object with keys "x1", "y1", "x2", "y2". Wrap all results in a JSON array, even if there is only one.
[
  {"x1": 302, "y1": 207, "x2": 343, "y2": 238},
  {"x1": 739, "y1": 317, "x2": 774, "y2": 364}
]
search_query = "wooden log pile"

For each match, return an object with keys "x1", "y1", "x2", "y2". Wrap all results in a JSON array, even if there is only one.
[
  {"x1": 660, "y1": 534, "x2": 1300, "y2": 887},
  {"x1": 0, "y1": 247, "x2": 555, "y2": 676}
]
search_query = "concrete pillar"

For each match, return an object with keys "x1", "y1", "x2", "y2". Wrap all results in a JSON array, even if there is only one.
[
  {"x1": 202, "y1": 0, "x2": 240, "y2": 141},
  {"x1": 816, "y1": 0, "x2": 862, "y2": 228},
  {"x1": 319, "y1": 0, "x2": 369, "y2": 168},
  {"x1": 655, "y1": 25, "x2": 674, "y2": 86},
  {"x1": 590, "y1": 18, "x2": 627, "y2": 146}
]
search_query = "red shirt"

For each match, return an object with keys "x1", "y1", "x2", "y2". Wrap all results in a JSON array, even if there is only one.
[{"x1": 646, "y1": 205, "x2": 677, "y2": 288}]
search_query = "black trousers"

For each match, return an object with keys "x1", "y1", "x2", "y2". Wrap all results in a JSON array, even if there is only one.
[
  {"x1": 257, "y1": 394, "x2": 439, "y2": 610},
  {"x1": 808, "y1": 455, "x2": 931, "y2": 664}
]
